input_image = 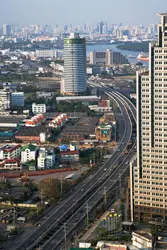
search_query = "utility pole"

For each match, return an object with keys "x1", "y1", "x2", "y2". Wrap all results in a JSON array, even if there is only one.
[
  {"x1": 78, "y1": 166, "x2": 81, "y2": 177},
  {"x1": 40, "y1": 189, "x2": 43, "y2": 204},
  {"x1": 40, "y1": 189, "x2": 45, "y2": 215},
  {"x1": 86, "y1": 203, "x2": 89, "y2": 228},
  {"x1": 60, "y1": 175, "x2": 63, "y2": 194},
  {"x1": 64, "y1": 222, "x2": 67, "y2": 250},
  {"x1": 113, "y1": 215, "x2": 116, "y2": 234},
  {"x1": 114, "y1": 123, "x2": 117, "y2": 142},
  {"x1": 13, "y1": 207, "x2": 16, "y2": 226},
  {"x1": 103, "y1": 187, "x2": 107, "y2": 206},
  {"x1": 105, "y1": 146, "x2": 107, "y2": 155},
  {"x1": 37, "y1": 204, "x2": 39, "y2": 216},
  {"x1": 119, "y1": 173, "x2": 122, "y2": 198},
  {"x1": 93, "y1": 154, "x2": 96, "y2": 165}
]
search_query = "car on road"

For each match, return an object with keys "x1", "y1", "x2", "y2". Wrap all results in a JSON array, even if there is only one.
[{"x1": 35, "y1": 223, "x2": 41, "y2": 227}]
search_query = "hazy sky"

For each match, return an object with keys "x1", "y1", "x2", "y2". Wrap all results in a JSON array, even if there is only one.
[{"x1": 1, "y1": 0, "x2": 167, "y2": 26}]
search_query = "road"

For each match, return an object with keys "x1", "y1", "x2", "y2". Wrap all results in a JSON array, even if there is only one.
[
  {"x1": 9, "y1": 88, "x2": 135, "y2": 250},
  {"x1": 40, "y1": 88, "x2": 136, "y2": 250},
  {"x1": 25, "y1": 92, "x2": 133, "y2": 250}
]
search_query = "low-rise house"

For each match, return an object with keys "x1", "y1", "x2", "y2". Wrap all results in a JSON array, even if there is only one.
[
  {"x1": 0, "y1": 131, "x2": 14, "y2": 143},
  {"x1": 96, "y1": 241, "x2": 127, "y2": 250},
  {"x1": 0, "y1": 186, "x2": 31, "y2": 203},
  {"x1": 96, "y1": 125, "x2": 112, "y2": 142},
  {"x1": 48, "y1": 113, "x2": 68, "y2": 128},
  {"x1": 15, "y1": 126, "x2": 48, "y2": 144},
  {"x1": 60, "y1": 150, "x2": 79, "y2": 162},
  {"x1": 132, "y1": 231, "x2": 153, "y2": 250},
  {"x1": 25, "y1": 114, "x2": 45, "y2": 127},
  {"x1": 58, "y1": 117, "x2": 98, "y2": 143},
  {"x1": 36, "y1": 91, "x2": 55, "y2": 99},
  {"x1": 0, "y1": 116, "x2": 24, "y2": 128},
  {"x1": 0, "y1": 158, "x2": 21, "y2": 171},
  {"x1": 89, "y1": 105, "x2": 112, "y2": 112}
]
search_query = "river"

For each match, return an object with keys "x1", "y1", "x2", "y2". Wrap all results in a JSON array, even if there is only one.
[{"x1": 86, "y1": 43, "x2": 147, "y2": 65}]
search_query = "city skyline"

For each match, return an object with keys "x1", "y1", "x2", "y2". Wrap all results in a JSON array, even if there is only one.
[
  {"x1": 1, "y1": 3, "x2": 167, "y2": 248},
  {"x1": 1, "y1": 0, "x2": 167, "y2": 26}
]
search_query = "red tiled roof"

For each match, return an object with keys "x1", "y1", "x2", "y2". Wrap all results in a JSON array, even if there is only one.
[
  {"x1": 4, "y1": 158, "x2": 20, "y2": 163},
  {"x1": 60, "y1": 150, "x2": 79, "y2": 155},
  {"x1": 3, "y1": 144, "x2": 21, "y2": 153}
]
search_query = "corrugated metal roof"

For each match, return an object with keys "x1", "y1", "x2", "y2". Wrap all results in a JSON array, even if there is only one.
[{"x1": 56, "y1": 96, "x2": 99, "y2": 101}]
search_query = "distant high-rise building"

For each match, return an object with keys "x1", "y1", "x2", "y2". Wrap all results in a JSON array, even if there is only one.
[
  {"x1": 90, "y1": 49, "x2": 128, "y2": 65},
  {"x1": 116, "y1": 29, "x2": 123, "y2": 39},
  {"x1": 106, "y1": 49, "x2": 129, "y2": 65},
  {"x1": 64, "y1": 25, "x2": 68, "y2": 33},
  {"x1": 148, "y1": 24, "x2": 158, "y2": 36},
  {"x1": 63, "y1": 33, "x2": 87, "y2": 95},
  {"x1": 90, "y1": 51, "x2": 106, "y2": 65},
  {"x1": 98, "y1": 21, "x2": 104, "y2": 34},
  {"x1": 135, "y1": 26, "x2": 141, "y2": 35},
  {"x1": 3, "y1": 24, "x2": 11, "y2": 36},
  {"x1": 83, "y1": 23, "x2": 87, "y2": 33},
  {"x1": 85, "y1": 23, "x2": 92, "y2": 33},
  {"x1": 102, "y1": 25, "x2": 108, "y2": 34},
  {"x1": 129, "y1": 13, "x2": 167, "y2": 222}
]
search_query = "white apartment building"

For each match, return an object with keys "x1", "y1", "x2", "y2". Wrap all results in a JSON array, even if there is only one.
[
  {"x1": 130, "y1": 13, "x2": 167, "y2": 222},
  {"x1": 37, "y1": 148, "x2": 55, "y2": 169},
  {"x1": 11, "y1": 92, "x2": 24, "y2": 107},
  {"x1": 36, "y1": 49, "x2": 58, "y2": 58},
  {"x1": 21, "y1": 144, "x2": 37, "y2": 163},
  {"x1": 0, "y1": 89, "x2": 11, "y2": 111},
  {"x1": 0, "y1": 144, "x2": 21, "y2": 160},
  {"x1": 32, "y1": 103, "x2": 46, "y2": 114}
]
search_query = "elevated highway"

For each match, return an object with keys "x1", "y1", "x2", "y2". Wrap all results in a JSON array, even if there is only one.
[{"x1": 11, "y1": 88, "x2": 136, "y2": 250}]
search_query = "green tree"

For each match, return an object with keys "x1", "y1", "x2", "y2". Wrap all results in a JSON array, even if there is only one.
[
  {"x1": 116, "y1": 41, "x2": 150, "y2": 52},
  {"x1": 38, "y1": 178, "x2": 71, "y2": 201},
  {"x1": 151, "y1": 225, "x2": 158, "y2": 238},
  {"x1": 0, "y1": 233, "x2": 6, "y2": 242},
  {"x1": 39, "y1": 178, "x2": 61, "y2": 200}
]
